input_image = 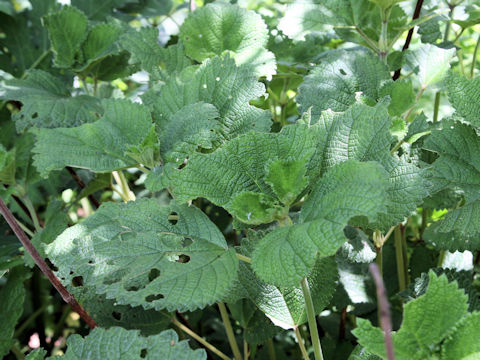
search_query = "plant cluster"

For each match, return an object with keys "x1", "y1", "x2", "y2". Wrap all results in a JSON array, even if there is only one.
[{"x1": 0, "y1": 0, "x2": 480, "y2": 359}]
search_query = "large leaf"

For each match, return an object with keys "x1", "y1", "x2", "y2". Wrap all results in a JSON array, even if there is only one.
[
  {"x1": 297, "y1": 49, "x2": 390, "y2": 117},
  {"x1": 0, "y1": 267, "x2": 28, "y2": 358},
  {"x1": 27, "y1": 327, "x2": 206, "y2": 359},
  {"x1": 405, "y1": 44, "x2": 455, "y2": 89},
  {"x1": 161, "y1": 124, "x2": 318, "y2": 214},
  {"x1": 305, "y1": 101, "x2": 429, "y2": 230},
  {"x1": 353, "y1": 272, "x2": 469, "y2": 360},
  {"x1": 0, "y1": 70, "x2": 102, "y2": 132},
  {"x1": 43, "y1": 6, "x2": 89, "y2": 68},
  {"x1": 252, "y1": 160, "x2": 389, "y2": 286},
  {"x1": 180, "y1": 2, "x2": 275, "y2": 78},
  {"x1": 143, "y1": 55, "x2": 271, "y2": 145},
  {"x1": 46, "y1": 199, "x2": 238, "y2": 312},
  {"x1": 445, "y1": 71, "x2": 480, "y2": 128},
  {"x1": 32, "y1": 99, "x2": 155, "y2": 177}
]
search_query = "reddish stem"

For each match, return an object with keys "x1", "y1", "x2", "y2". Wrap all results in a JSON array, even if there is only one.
[
  {"x1": 369, "y1": 263, "x2": 395, "y2": 360},
  {"x1": 66, "y1": 167, "x2": 100, "y2": 209},
  {"x1": 0, "y1": 197, "x2": 97, "y2": 329}
]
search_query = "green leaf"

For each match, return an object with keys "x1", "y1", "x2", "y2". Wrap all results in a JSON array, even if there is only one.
[
  {"x1": 120, "y1": 28, "x2": 191, "y2": 80},
  {"x1": 162, "y1": 124, "x2": 317, "y2": 214},
  {"x1": 180, "y1": 2, "x2": 275, "y2": 78},
  {"x1": 369, "y1": 0, "x2": 406, "y2": 11},
  {"x1": 46, "y1": 199, "x2": 238, "y2": 312},
  {"x1": 0, "y1": 267, "x2": 28, "y2": 358},
  {"x1": 230, "y1": 192, "x2": 280, "y2": 225},
  {"x1": 353, "y1": 272, "x2": 469, "y2": 360},
  {"x1": 71, "y1": 0, "x2": 135, "y2": 20},
  {"x1": 0, "y1": 145, "x2": 15, "y2": 185},
  {"x1": 32, "y1": 99, "x2": 155, "y2": 177},
  {"x1": 252, "y1": 160, "x2": 389, "y2": 286},
  {"x1": 306, "y1": 101, "x2": 429, "y2": 230},
  {"x1": 379, "y1": 79, "x2": 416, "y2": 117},
  {"x1": 43, "y1": 6, "x2": 89, "y2": 68},
  {"x1": 445, "y1": 71, "x2": 480, "y2": 128},
  {"x1": 0, "y1": 70, "x2": 102, "y2": 132},
  {"x1": 158, "y1": 102, "x2": 220, "y2": 165},
  {"x1": 28, "y1": 327, "x2": 206, "y2": 359},
  {"x1": 406, "y1": 44, "x2": 455, "y2": 89},
  {"x1": 25, "y1": 349, "x2": 47, "y2": 360},
  {"x1": 278, "y1": 0, "x2": 377, "y2": 41},
  {"x1": 417, "y1": 17, "x2": 443, "y2": 44},
  {"x1": 442, "y1": 312, "x2": 480, "y2": 360},
  {"x1": 125, "y1": 125, "x2": 161, "y2": 169},
  {"x1": 238, "y1": 234, "x2": 338, "y2": 328},
  {"x1": 143, "y1": 55, "x2": 271, "y2": 144},
  {"x1": 265, "y1": 159, "x2": 309, "y2": 206},
  {"x1": 297, "y1": 49, "x2": 390, "y2": 117}
]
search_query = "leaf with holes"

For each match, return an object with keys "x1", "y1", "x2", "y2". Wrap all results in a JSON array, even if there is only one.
[{"x1": 46, "y1": 199, "x2": 238, "y2": 312}]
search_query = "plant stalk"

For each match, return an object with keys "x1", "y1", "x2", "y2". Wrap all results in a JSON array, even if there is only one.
[
  {"x1": 471, "y1": 33, "x2": 480, "y2": 78},
  {"x1": 66, "y1": 167, "x2": 100, "y2": 208},
  {"x1": 0, "y1": 197, "x2": 97, "y2": 329},
  {"x1": 22, "y1": 196, "x2": 41, "y2": 232},
  {"x1": 171, "y1": 317, "x2": 231, "y2": 360},
  {"x1": 300, "y1": 278, "x2": 324, "y2": 360},
  {"x1": 218, "y1": 302, "x2": 242, "y2": 360},
  {"x1": 378, "y1": 7, "x2": 391, "y2": 63},
  {"x1": 112, "y1": 171, "x2": 136, "y2": 201},
  {"x1": 394, "y1": 226, "x2": 407, "y2": 291},
  {"x1": 294, "y1": 327, "x2": 310, "y2": 360},
  {"x1": 369, "y1": 263, "x2": 395, "y2": 360},
  {"x1": 267, "y1": 338, "x2": 276, "y2": 360},
  {"x1": 433, "y1": 92, "x2": 441, "y2": 123},
  {"x1": 236, "y1": 253, "x2": 252, "y2": 263}
]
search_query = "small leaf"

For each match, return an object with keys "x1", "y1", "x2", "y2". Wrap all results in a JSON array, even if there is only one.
[
  {"x1": 379, "y1": 79, "x2": 416, "y2": 116},
  {"x1": 43, "y1": 6, "x2": 88, "y2": 68},
  {"x1": 265, "y1": 158, "x2": 309, "y2": 206},
  {"x1": 230, "y1": 192, "x2": 280, "y2": 225},
  {"x1": 445, "y1": 71, "x2": 480, "y2": 128},
  {"x1": 0, "y1": 145, "x2": 15, "y2": 185}
]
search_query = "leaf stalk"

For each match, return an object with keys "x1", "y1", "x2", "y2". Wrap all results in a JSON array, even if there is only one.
[{"x1": 218, "y1": 302, "x2": 243, "y2": 360}]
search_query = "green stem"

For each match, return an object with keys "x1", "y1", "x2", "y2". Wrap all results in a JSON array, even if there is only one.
[
  {"x1": 14, "y1": 217, "x2": 35, "y2": 237},
  {"x1": 300, "y1": 278, "x2": 324, "y2": 360},
  {"x1": 353, "y1": 26, "x2": 381, "y2": 52},
  {"x1": 458, "y1": 48, "x2": 466, "y2": 75},
  {"x1": 171, "y1": 317, "x2": 231, "y2": 360},
  {"x1": 10, "y1": 344, "x2": 24, "y2": 360},
  {"x1": 471, "y1": 33, "x2": 480, "y2": 78},
  {"x1": 112, "y1": 171, "x2": 135, "y2": 201},
  {"x1": 376, "y1": 246, "x2": 383, "y2": 275},
  {"x1": 438, "y1": 250, "x2": 446, "y2": 267},
  {"x1": 294, "y1": 327, "x2": 310, "y2": 360},
  {"x1": 373, "y1": 230, "x2": 384, "y2": 275},
  {"x1": 80, "y1": 78, "x2": 90, "y2": 96},
  {"x1": 23, "y1": 197, "x2": 41, "y2": 232},
  {"x1": 14, "y1": 304, "x2": 48, "y2": 338},
  {"x1": 218, "y1": 302, "x2": 242, "y2": 360},
  {"x1": 378, "y1": 7, "x2": 391, "y2": 63},
  {"x1": 267, "y1": 338, "x2": 276, "y2": 360},
  {"x1": 236, "y1": 253, "x2": 252, "y2": 264},
  {"x1": 444, "y1": 6, "x2": 455, "y2": 42},
  {"x1": 433, "y1": 92, "x2": 441, "y2": 123},
  {"x1": 244, "y1": 340, "x2": 249, "y2": 360},
  {"x1": 394, "y1": 226, "x2": 407, "y2": 291}
]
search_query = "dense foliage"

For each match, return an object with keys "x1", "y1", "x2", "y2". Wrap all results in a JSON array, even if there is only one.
[{"x1": 1, "y1": 0, "x2": 480, "y2": 359}]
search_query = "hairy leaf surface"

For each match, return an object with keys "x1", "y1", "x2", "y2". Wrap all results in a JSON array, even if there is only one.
[
  {"x1": 46, "y1": 199, "x2": 238, "y2": 312},
  {"x1": 32, "y1": 99, "x2": 154, "y2": 177}
]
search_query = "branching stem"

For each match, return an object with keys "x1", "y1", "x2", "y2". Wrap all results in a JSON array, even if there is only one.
[{"x1": 294, "y1": 327, "x2": 310, "y2": 360}]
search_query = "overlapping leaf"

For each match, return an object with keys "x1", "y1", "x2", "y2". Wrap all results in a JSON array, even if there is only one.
[
  {"x1": 0, "y1": 70, "x2": 102, "y2": 132},
  {"x1": 120, "y1": 28, "x2": 191, "y2": 80},
  {"x1": 252, "y1": 160, "x2": 389, "y2": 286},
  {"x1": 32, "y1": 99, "x2": 155, "y2": 177},
  {"x1": 305, "y1": 101, "x2": 429, "y2": 230},
  {"x1": 46, "y1": 199, "x2": 238, "y2": 312},
  {"x1": 180, "y1": 2, "x2": 275, "y2": 78},
  {"x1": 161, "y1": 124, "x2": 318, "y2": 215},
  {"x1": 296, "y1": 49, "x2": 390, "y2": 116},
  {"x1": 353, "y1": 272, "x2": 469, "y2": 360},
  {"x1": 423, "y1": 122, "x2": 480, "y2": 251},
  {"x1": 445, "y1": 71, "x2": 480, "y2": 128},
  {"x1": 26, "y1": 327, "x2": 206, "y2": 359},
  {"x1": 143, "y1": 55, "x2": 271, "y2": 150}
]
